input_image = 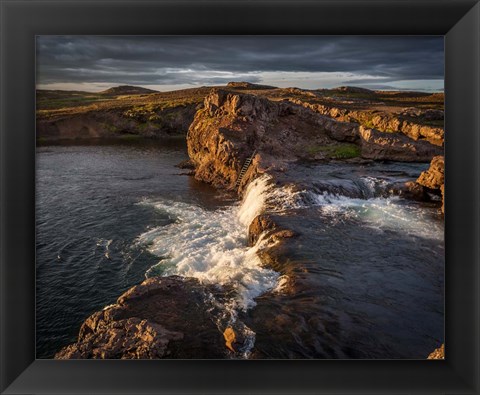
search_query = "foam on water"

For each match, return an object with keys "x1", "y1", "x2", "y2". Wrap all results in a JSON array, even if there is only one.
[
  {"x1": 238, "y1": 175, "x2": 443, "y2": 242},
  {"x1": 137, "y1": 175, "x2": 279, "y2": 311},
  {"x1": 266, "y1": 175, "x2": 444, "y2": 241},
  {"x1": 135, "y1": 173, "x2": 442, "y2": 357},
  {"x1": 136, "y1": 175, "x2": 282, "y2": 357},
  {"x1": 137, "y1": 174, "x2": 442, "y2": 310}
]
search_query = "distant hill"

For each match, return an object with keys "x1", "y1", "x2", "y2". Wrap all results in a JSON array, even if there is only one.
[
  {"x1": 333, "y1": 86, "x2": 374, "y2": 94},
  {"x1": 226, "y1": 81, "x2": 276, "y2": 90},
  {"x1": 100, "y1": 85, "x2": 158, "y2": 95}
]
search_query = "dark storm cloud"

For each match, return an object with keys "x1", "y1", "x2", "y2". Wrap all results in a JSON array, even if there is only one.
[{"x1": 36, "y1": 36, "x2": 444, "y2": 87}]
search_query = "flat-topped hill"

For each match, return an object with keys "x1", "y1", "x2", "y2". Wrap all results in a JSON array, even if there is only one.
[{"x1": 100, "y1": 85, "x2": 158, "y2": 96}]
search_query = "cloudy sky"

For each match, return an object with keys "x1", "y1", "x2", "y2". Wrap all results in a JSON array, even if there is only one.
[{"x1": 36, "y1": 36, "x2": 444, "y2": 92}]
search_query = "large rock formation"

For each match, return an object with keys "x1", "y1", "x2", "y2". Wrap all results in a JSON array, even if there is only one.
[
  {"x1": 187, "y1": 89, "x2": 441, "y2": 191},
  {"x1": 55, "y1": 276, "x2": 226, "y2": 359}
]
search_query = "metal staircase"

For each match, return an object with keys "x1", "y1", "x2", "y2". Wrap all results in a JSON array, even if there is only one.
[{"x1": 234, "y1": 150, "x2": 257, "y2": 189}]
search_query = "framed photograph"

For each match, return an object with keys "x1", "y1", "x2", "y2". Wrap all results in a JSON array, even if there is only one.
[{"x1": 1, "y1": 0, "x2": 479, "y2": 394}]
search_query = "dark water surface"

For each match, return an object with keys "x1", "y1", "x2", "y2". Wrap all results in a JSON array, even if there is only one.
[
  {"x1": 245, "y1": 162, "x2": 444, "y2": 359},
  {"x1": 36, "y1": 141, "x2": 444, "y2": 359},
  {"x1": 36, "y1": 139, "x2": 230, "y2": 358}
]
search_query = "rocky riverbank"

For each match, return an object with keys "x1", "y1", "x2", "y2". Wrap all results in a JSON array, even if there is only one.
[
  {"x1": 54, "y1": 83, "x2": 444, "y2": 359},
  {"x1": 55, "y1": 276, "x2": 227, "y2": 359}
]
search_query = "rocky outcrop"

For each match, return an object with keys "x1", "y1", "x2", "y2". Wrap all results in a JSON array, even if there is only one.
[
  {"x1": 187, "y1": 89, "x2": 441, "y2": 192},
  {"x1": 55, "y1": 276, "x2": 226, "y2": 359},
  {"x1": 427, "y1": 344, "x2": 445, "y2": 359},
  {"x1": 188, "y1": 88, "x2": 348, "y2": 189},
  {"x1": 416, "y1": 155, "x2": 445, "y2": 213},
  {"x1": 417, "y1": 156, "x2": 445, "y2": 189},
  {"x1": 289, "y1": 99, "x2": 444, "y2": 146},
  {"x1": 359, "y1": 126, "x2": 443, "y2": 162}
]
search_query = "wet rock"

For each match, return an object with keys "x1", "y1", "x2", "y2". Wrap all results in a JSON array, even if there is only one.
[
  {"x1": 397, "y1": 181, "x2": 430, "y2": 201},
  {"x1": 55, "y1": 276, "x2": 226, "y2": 359},
  {"x1": 248, "y1": 214, "x2": 296, "y2": 246},
  {"x1": 248, "y1": 215, "x2": 276, "y2": 245},
  {"x1": 223, "y1": 327, "x2": 237, "y2": 352},
  {"x1": 175, "y1": 159, "x2": 195, "y2": 169}
]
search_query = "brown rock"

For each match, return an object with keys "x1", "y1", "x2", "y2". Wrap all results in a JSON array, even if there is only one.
[
  {"x1": 416, "y1": 155, "x2": 445, "y2": 213},
  {"x1": 248, "y1": 214, "x2": 296, "y2": 246},
  {"x1": 248, "y1": 215, "x2": 276, "y2": 245},
  {"x1": 440, "y1": 184, "x2": 445, "y2": 214},
  {"x1": 56, "y1": 316, "x2": 183, "y2": 360},
  {"x1": 359, "y1": 126, "x2": 443, "y2": 162},
  {"x1": 223, "y1": 327, "x2": 236, "y2": 352},
  {"x1": 398, "y1": 181, "x2": 429, "y2": 201},
  {"x1": 175, "y1": 159, "x2": 195, "y2": 169},
  {"x1": 417, "y1": 155, "x2": 444, "y2": 189},
  {"x1": 427, "y1": 344, "x2": 445, "y2": 359},
  {"x1": 186, "y1": 88, "x2": 444, "y2": 194},
  {"x1": 187, "y1": 89, "x2": 362, "y2": 191},
  {"x1": 55, "y1": 276, "x2": 226, "y2": 359}
]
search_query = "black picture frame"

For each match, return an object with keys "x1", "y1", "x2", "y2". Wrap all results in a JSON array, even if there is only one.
[{"x1": 1, "y1": 0, "x2": 479, "y2": 394}]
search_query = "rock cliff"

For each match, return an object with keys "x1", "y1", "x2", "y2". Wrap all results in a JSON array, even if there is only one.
[{"x1": 187, "y1": 88, "x2": 442, "y2": 191}]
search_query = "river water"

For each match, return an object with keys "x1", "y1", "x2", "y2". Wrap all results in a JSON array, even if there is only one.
[{"x1": 36, "y1": 140, "x2": 444, "y2": 359}]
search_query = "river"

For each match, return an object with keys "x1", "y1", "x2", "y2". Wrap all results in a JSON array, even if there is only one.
[{"x1": 36, "y1": 139, "x2": 444, "y2": 359}]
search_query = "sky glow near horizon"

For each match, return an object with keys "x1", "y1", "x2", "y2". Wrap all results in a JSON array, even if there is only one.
[{"x1": 36, "y1": 36, "x2": 444, "y2": 92}]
